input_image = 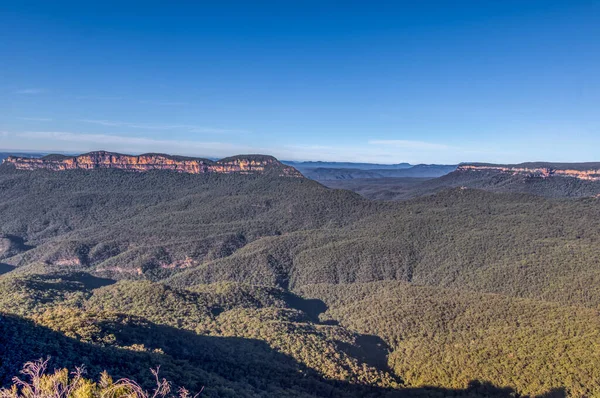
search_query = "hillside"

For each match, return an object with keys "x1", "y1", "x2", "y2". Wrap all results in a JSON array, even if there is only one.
[
  {"x1": 1, "y1": 160, "x2": 600, "y2": 396},
  {"x1": 0, "y1": 163, "x2": 376, "y2": 279},
  {"x1": 0, "y1": 273, "x2": 572, "y2": 397},
  {"x1": 319, "y1": 178, "x2": 431, "y2": 200},
  {"x1": 0, "y1": 273, "x2": 406, "y2": 397},
  {"x1": 298, "y1": 282, "x2": 600, "y2": 397},
  {"x1": 4, "y1": 164, "x2": 600, "y2": 307}
]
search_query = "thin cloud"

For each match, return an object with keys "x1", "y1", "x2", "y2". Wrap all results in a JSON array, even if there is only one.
[
  {"x1": 11, "y1": 131, "x2": 353, "y2": 161},
  {"x1": 75, "y1": 95, "x2": 124, "y2": 101},
  {"x1": 10, "y1": 131, "x2": 347, "y2": 161},
  {"x1": 368, "y1": 140, "x2": 451, "y2": 150},
  {"x1": 18, "y1": 117, "x2": 53, "y2": 121},
  {"x1": 13, "y1": 131, "x2": 251, "y2": 157},
  {"x1": 72, "y1": 97, "x2": 188, "y2": 105},
  {"x1": 79, "y1": 119, "x2": 248, "y2": 134},
  {"x1": 79, "y1": 119, "x2": 132, "y2": 127},
  {"x1": 15, "y1": 88, "x2": 45, "y2": 95},
  {"x1": 5, "y1": 131, "x2": 511, "y2": 164},
  {"x1": 138, "y1": 99, "x2": 190, "y2": 106},
  {"x1": 17, "y1": 131, "x2": 195, "y2": 146}
]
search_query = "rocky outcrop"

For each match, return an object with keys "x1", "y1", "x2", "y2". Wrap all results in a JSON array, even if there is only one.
[
  {"x1": 2, "y1": 151, "x2": 303, "y2": 177},
  {"x1": 458, "y1": 164, "x2": 600, "y2": 181}
]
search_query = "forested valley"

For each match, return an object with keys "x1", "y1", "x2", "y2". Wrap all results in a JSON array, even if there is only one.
[{"x1": 1, "y1": 162, "x2": 599, "y2": 397}]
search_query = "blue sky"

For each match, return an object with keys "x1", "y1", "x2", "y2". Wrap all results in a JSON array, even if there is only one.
[{"x1": 1, "y1": 1, "x2": 599, "y2": 164}]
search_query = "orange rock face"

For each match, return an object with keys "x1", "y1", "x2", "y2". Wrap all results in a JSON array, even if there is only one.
[
  {"x1": 3, "y1": 151, "x2": 303, "y2": 177},
  {"x1": 458, "y1": 165, "x2": 600, "y2": 181}
]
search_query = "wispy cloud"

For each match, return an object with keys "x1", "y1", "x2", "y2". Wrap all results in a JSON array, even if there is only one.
[
  {"x1": 15, "y1": 88, "x2": 45, "y2": 95},
  {"x1": 18, "y1": 117, "x2": 53, "y2": 121},
  {"x1": 79, "y1": 119, "x2": 248, "y2": 134},
  {"x1": 368, "y1": 139, "x2": 452, "y2": 150},
  {"x1": 2, "y1": 130, "x2": 515, "y2": 164},
  {"x1": 72, "y1": 96, "x2": 189, "y2": 106},
  {"x1": 17, "y1": 131, "x2": 176, "y2": 146},
  {"x1": 9, "y1": 131, "x2": 344, "y2": 161},
  {"x1": 75, "y1": 95, "x2": 123, "y2": 101},
  {"x1": 9, "y1": 131, "x2": 327, "y2": 161},
  {"x1": 138, "y1": 100, "x2": 189, "y2": 106},
  {"x1": 12, "y1": 131, "x2": 249, "y2": 157}
]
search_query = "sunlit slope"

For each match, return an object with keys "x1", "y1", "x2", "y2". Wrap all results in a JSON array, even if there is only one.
[{"x1": 298, "y1": 281, "x2": 600, "y2": 397}]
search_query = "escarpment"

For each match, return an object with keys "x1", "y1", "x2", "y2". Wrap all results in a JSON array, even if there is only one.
[
  {"x1": 458, "y1": 163, "x2": 600, "y2": 181},
  {"x1": 2, "y1": 151, "x2": 303, "y2": 177}
]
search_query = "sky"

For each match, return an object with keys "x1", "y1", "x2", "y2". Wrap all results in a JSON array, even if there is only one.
[{"x1": 1, "y1": 0, "x2": 599, "y2": 164}]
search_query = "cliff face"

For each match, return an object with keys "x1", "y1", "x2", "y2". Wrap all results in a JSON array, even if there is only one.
[
  {"x1": 2, "y1": 151, "x2": 303, "y2": 177},
  {"x1": 458, "y1": 164, "x2": 600, "y2": 181}
]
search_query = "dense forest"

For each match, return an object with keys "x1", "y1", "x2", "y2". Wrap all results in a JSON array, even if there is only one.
[{"x1": 1, "y1": 162, "x2": 599, "y2": 397}]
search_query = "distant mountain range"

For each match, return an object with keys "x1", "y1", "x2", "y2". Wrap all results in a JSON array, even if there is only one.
[
  {"x1": 0, "y1": 151, "x2": 457, "y2": 180},
  {"x1": 2, "y1": 151, "x2": 301, "y2": 177},
  {"x1": 282, "y1": 160, "x2": 457, "y2": 180},
  {"x1": 283, "y1": 160, "x2": 412, "y2": 170},
  {"x1": 299, "y1": 164, "x2": 457, "y2": 180},
  {"x1": 2, "y1": 152, "x2": 445, "y2": 178},
  {"x1": 0, "y1": 152, "x2": 46, "y2": 163},
  {"x1": 323, "y1": 161, "x2": 600, "y2": 200},
  {"x1": 3, "y1": 150, "x2": 600, "y2": 198}
]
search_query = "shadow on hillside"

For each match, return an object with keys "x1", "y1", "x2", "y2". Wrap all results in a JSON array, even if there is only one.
[
  {"x1": 1, "y1": 235, "x2": 35, "y2": 253},
  {"x1": 0, "y1": 313, "x2": 567, "y2": 398},
  {"x1": 336, "y1": 334, "x2": 392, "y2": 372},
  {"x1": 55, "y1": 272, "x2": 115, "y2": 289},
  {"x1": 0, "y1": 263, "x2": 15, "y2": 276},
  {"x1": 283, "y1": 293, "x2": 328, "y2": 322},
  {"x1": 17, "y1": 272, "x2": 115, "y2": 292},
  {"x1": 282, "y1": 293, "x2": 400, "y2": 374}
]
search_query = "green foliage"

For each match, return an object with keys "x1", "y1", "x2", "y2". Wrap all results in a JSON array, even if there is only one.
[
  {"x1": 0, "y1": 168, "x2": 374, "y2": 279},
  {"x1": 0, "y1": 277, "x2": 403, "y2": 396},
  {"x1": 1, "y1": 167, "x2": 600, "y2": 396},
  {"x1": 0, "y1": 358, "x2": 199, "y2": 398},
  {"x1": 298, "y1": 282, "x2": 600, "y2": 397},
  {"x1": 168, "y1": 188, "x2": 600, "y2": 309},
  {"x1": 0, "y1": 272, "x2": 95, "y2": 316}
]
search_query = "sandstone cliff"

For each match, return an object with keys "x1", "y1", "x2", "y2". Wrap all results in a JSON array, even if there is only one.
[
  {"x1": 2, "y1": 151, "x2": 303, "y2": 177},
  {"x1": 457, "y1": 163, "x2": 600, "y2": 181}
]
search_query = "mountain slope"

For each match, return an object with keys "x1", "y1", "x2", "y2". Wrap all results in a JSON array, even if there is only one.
[
  {"x1": 0, "y1": 169, "x2": 376, "y2": 279},
  {"x1": 298, "y1": 281, "x2": 600, "y2": 397},
  {"x1": 0, "y1": 272, "x2": 405, "y2": 396},
  {"x1": 167, "y1": 188, "x2": 600, "y2": 309},
  {"x1": 1, "y1": 156, "x2": 600, "y2": 396},
  {"x1": 2, "y1": 165, "x2": 600, "y2": 308}
]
